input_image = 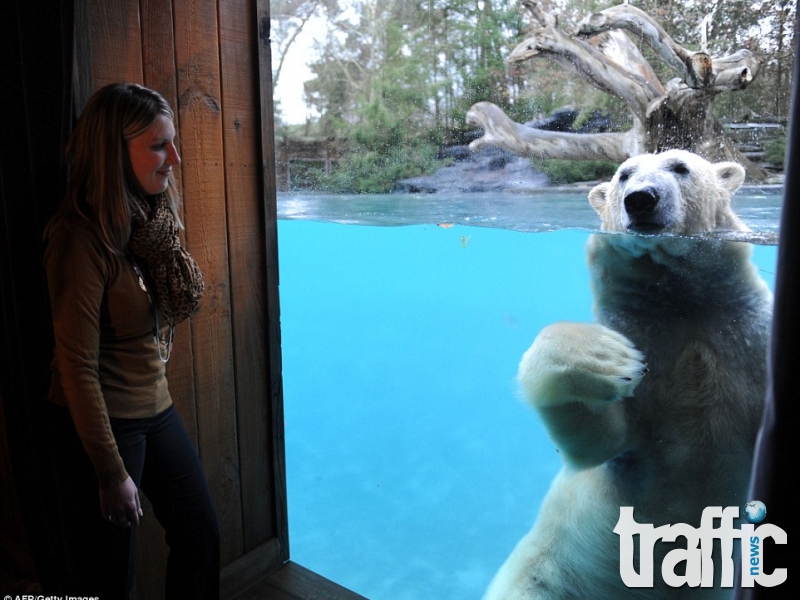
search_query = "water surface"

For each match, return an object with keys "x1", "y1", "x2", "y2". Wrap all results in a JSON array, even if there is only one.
[{"x1": 278, "y1": 187, "x2": 783, "y2": 241}]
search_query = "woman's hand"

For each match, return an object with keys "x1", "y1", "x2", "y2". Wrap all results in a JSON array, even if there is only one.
[{"x1": 99, "y1": 476, "x2": 143, "y2": 527}]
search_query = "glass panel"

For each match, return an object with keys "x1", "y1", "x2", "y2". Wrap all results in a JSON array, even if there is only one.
[{"x1": 271, "y1": 1, "x2": 792, "y2": 598}]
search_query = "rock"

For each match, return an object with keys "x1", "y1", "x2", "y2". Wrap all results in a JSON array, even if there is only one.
[
  {"x1": 524, "y1": 107, "x2": 612, "y2": 133},
  {"x1": 524, "y1": 107, "x2": 579, "y2": 131},
  {"x1": 393, "y1": 146, "x2": 549, "y2": 193}
]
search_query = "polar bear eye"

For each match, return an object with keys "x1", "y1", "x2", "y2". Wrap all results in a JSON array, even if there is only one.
[
  {"x1": 618, "y1": 168, "x2": 632, "y2": 182},
  {"x1": 670, "y1": 161, "x2": 690, "y2": 176}
]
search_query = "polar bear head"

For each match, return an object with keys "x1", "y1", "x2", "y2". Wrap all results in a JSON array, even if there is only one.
[{"x1": 588, "y1": 149, "x2": 748, "y2": 235}]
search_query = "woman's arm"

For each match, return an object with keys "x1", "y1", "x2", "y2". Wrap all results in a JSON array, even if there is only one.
[{"x1": 44, "y1": 218, "x2": 130, "y2": 490}]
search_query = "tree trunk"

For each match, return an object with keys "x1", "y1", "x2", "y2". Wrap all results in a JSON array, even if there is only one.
[{"x1": 467, "y1": 1, "x2": 770, "y2": 181}]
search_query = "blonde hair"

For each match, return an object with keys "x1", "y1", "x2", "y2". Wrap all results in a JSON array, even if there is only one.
[{"x1": 48, "y1": 82, "x2": 181, "y2": 253}]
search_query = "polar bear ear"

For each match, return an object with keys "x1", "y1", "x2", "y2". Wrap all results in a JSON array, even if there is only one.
[
  {"x1": 714, "y1": 162, "x2": 746, "y2": 194},
  {"x1": 588, "y1": 182, "x2": 611, "y2": 215}
]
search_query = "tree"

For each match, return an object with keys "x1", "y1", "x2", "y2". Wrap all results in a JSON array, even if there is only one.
[
  {"x1": 301, "y1": 0, "x2": 526, "y2": 135},
  {"x1": 271, "y1": 0, "x2": 341, "y2": 122},
  {"x1": 465, "y1": 1, "x2": 782, "y2": 181},
  {"x1": 297, "y1": 0, "x2": 528, "y2": 190},
  {"x1": 303, "y1": 0, "x2": 451, "y2": 190}
]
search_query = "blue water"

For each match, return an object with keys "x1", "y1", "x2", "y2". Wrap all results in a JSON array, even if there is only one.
[{"x1": 277, "y1": 191, "x2": 780, "y2": 600}]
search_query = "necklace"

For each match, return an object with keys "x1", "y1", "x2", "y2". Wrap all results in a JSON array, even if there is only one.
[{"x1": 129, "y1": 254, "x2": 174, "y2": 363}]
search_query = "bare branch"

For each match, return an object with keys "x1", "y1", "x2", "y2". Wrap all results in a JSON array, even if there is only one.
[
  {"x1": 710, "y1": 50, "x2": 762, "y2": 91},
  {"x1": 520, "y1": 0, "x2": 555, "y2": 29},
  {"x1": 576, "y1": 4, "x2": 719, "y2": 89},
  {"x1": 587, "y1": 30, "x2": 665, "y2": 97},
  {"x1": 273, "y1": 5, "x2": 319, "y2": 87},
  {"x1": 466, "y1": 101, "x2": 641, "y2": 163},
  {"x1": 509, "y1": 28, "x2": 655, "y2": 123}
]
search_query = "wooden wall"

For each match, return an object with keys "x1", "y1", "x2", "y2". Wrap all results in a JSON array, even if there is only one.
[
  {"x1": 1, "y1": 0, "x2": 287, "y2": 597},
  {"x1": 78, "y1": 0, "x2": 287, "y2": 596}
]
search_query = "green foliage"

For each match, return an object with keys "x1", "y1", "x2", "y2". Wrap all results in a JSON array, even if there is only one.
[
  {"x1": 764, "y1": 137, "x2": 787, "y2": 165},
  {"x1": 537, "y1": 159, "x2": 620, "y2": 185},
  {"x1": 324, "y1": 142, "x2": 442, "y2": 193},
  {"x1": 286, "y1": 160, "x2": 331, "y2": 190},
  {"x1": 297, "y1": 73, "x2": 445, "y2": 193}
]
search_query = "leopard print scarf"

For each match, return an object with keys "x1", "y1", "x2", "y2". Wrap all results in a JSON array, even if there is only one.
[{"x1": 128, "y1": 194, "x2": 204, "y2": 325}]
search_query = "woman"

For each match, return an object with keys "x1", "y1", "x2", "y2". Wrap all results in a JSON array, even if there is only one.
[{"x1": 44, "y1": 82, "x2": 219, "y2": 598}]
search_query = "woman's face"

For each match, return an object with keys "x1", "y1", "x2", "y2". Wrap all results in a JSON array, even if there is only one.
[{"x1": 127, "y1": 114, "x2": 180, "y2": 195}]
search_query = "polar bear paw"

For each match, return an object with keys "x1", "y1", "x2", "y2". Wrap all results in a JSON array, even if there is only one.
[{"x1": 518, "y1": 322, "x2": 647, "y2": 408}]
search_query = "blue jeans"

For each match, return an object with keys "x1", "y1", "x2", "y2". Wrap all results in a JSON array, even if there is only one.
[{"x1": 49, "y1": 404, "x2": 220, "y2": 599}]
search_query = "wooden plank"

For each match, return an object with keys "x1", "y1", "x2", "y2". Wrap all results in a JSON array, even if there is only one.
[
  {"x1": 218, "y1": 0, "x2": 275, "y2": 553},
  {"x1": 140, "y1": 0, "x2": 181, "y2": 106},
  {"x1": 139, "y1": 6, "x2": 187, "y2": 597},
  {"x1": 219, "y1": 537, "x2": 281, "y2": 598},
  {"x1": 241, "y1": 562, "x2": 370, "y2": 600},
  {"x1": 172, "y1": 0, "x2": 244, "y2": 565},
  {"x1": 139, "y1": 1, "x2": 201, "y2": 446},
  {"x1": 87, "y1": 0, "x2": 143, "y2": 87},
  {"x1": 256, "y1": 0, "x2": 290, "y2": 563}
]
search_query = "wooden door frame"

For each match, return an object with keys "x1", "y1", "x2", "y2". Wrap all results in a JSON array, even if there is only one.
[{"x1": 0, "y1": 0, "x2": 363, "y2": 597}]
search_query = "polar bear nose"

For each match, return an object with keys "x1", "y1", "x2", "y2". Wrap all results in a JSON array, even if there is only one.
[{"x1": 624, "y1": 188, "x2": 660, "y2": 217}]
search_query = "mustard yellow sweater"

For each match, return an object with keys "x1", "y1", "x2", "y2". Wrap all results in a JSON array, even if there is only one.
[{"x1": 45, "y1": 213, "x2": 172, "y2": 488}]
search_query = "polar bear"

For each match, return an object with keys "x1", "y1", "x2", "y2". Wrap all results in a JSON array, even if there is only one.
[{"x1": 484, "y1": 150, "x2": 773, "y2": 599}]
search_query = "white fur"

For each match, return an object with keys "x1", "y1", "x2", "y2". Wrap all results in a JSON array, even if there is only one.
[{"x1": 484, "y1": 151, "x2": 773, "y2": 599}]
